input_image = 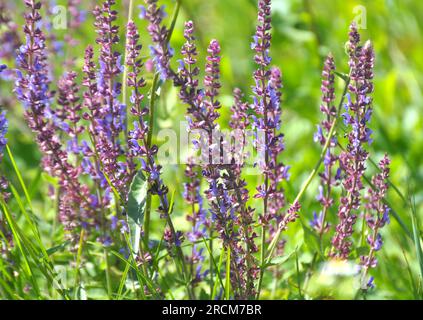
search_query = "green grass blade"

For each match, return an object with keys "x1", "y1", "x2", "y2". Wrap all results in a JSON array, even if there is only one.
[
  {"x1": 117, "y1": 262, "x2": 131, "y2": 300},
  {"x1": 225, "y1": 247, "x2": 231, "y2": 300},
  {"x1": 73, "y1": 229, "x2": 85, "y2": 299},
  {"x1": 202, "y1": 237, "x2": 225, "y2": 297},
  {"x1": 409, "y1": 195, "x2": 423, "y2": 297},
  {"x1": 0, "y1": 199, "x2": 40, "y2": 297},
  {"x1": 211, "y1": 248, "x2": 225, "y2": 299},
  {"x1": 5, "y1": 145, "x2": 34, "y2": 212}
]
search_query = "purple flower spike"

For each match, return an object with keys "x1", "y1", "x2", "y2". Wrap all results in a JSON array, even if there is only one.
[
  {"x1": 15, "y1": 0, "x2": 94, "y2": 236},
  {"x1": 0, "y1": 110, "x2": 9, "y2": 203},
  {"x1": 0, "y1": 107, "x2": 9, "y2": 204},
  {"x1": 124, "y1": 20, "x2": 182, "y2": 250},
  {"x1": 251, "y1": 1, "x2": 294, "y2": 265},
  {"x1": 56, "y1": 71, "x2": 84, "y2": 146},
  {"x1": 143, "y1": 0, "x2": 173, "y2": 80},
  {"x1": 331, "y1": 23, "x2": 375, "y2": 260},
  {"x1": 184, "y1": 159, "x2": 209, "y2": 285},
  {"x1": 93, "y1": 0, "x2": 129, "y2": 197},
  {"x1": 0, "y1": 111, "x2": 7, "y2": 159},
  {"x1": 177, "y1": 20, "x2": 258, "y2": 298},
  {"x1": 312, "y1": 54, "x2": 338, "y2": 236},
  {"x1": 359, "y1": 155, "x2": 391, "y2": 289}
]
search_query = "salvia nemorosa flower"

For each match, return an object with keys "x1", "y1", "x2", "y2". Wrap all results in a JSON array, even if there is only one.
[
  {"x1": 251, "y1": 0, "x2": 297, "y2": 258},
  {"x1": 141, "y1": 0, "x2": 174, "y2": 80},
  {"x1": 0, "y1": 66, "x2": 7, "y2": 143},
  {"x1": 124, "y1": 20, "x2": 145, "y2": 181},
  {"x1": 331, "y1": 23, "x2": 375, "y2": 259},
  {"x1": 227, "y1": 88, "x2": 260, "y2": 298},
  {"x1": 178, "y1": 21, "x2": 199, "y2": 107},
  {"x1": 311, "y1": 54, "x2": 339, "y2": 235},
  {"x1": 0, "y1": 108, "x2": 8, "y2": 201},
  {"x1": 15, "y1": 0, "x2": 93, "y2": 235},
  {"x1": 177, "y1": 21, "x2": 249, "y2": 297},
  {"x1": 184, "y1": 159, "x2": 209, "y2": 285},
  {"x1": 56, "y1": 71, "x2": 84, "y2": 154},
  {"x1": 178, "y1": 21, "x2": 217, "y2": 134},
  {"x1": 198, "y1": 40, "x2": 239, "y2": 248},
  {"x1": 0, "y1": 111, "x2": 7, "y2": 159},
  {"x1": 80, "y1": 45, "x2": 112, "y2": 208},
  {"x1": 126, "y1": 19, "x2": 165, "y2": 210},
  {"x1": 251, "y1": 0, "x2": 288, "y2": 215},
  {"x1": 0, "y1": 108, "x2": 9, "y2": 204},
  {"x1": 4, "y1": 0, "x2": 393, "y2": 299},
  {"x1": 55, "y1": 70, "x2": 111, "y2": 226},
  {"x1": 93, "y1": 0, "x2": 129, "y2": 197},
  {"x1": 360, "y1": 154, "x2": 390, "y2": 289},
  {"x1": 125, "y1": 20, "x2": 183, "y2": 252}
]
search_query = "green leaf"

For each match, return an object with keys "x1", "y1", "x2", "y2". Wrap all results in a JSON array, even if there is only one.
[
  {"x1": 126, "y1": 170, "x2": 148, "y2": 256},
  {"x1": 45, "y1": 241, "x2": 71, "y2": 257},
  {"x1": 334, "y1": 71, "x2": 349, "y2": 82},
  {"x1": 266, "y1": 250, "x2": 296, "y2": 267}
]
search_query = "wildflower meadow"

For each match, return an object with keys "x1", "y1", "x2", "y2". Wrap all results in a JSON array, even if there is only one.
[{"x1": 0, "y1": 0, "x2": 422, "y2": 302}]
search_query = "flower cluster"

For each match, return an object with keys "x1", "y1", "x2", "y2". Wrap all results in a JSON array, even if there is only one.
[
  {"x1": 15, "y1": 0, "x2": 94, "y2": 236},
  {"x1": 93, "y1": 0, "x2": 129, "y2": 197},
  {"x1": 0, "y1": 109, "x2": 8, "y2": 202},
  {"x1": 0, "y1": 63, "x2": 7, "y2": 156},
  {"x1": 125, "y1": 19, "x2": 183, "y2": 255},
  {"x1": 80, "y1": 45, "x2": 113, "y2": 214},
  {"x1": 141, "y1": 0, "x2": 174, "y2": 80},
  {"x1": 5, "y1": 0, "x2": 393, "y2": 300},
  {"x1": 176, "y1": 21, "x2": 259, "y2": 298},
  {"x1": 56, "y1": 71, "x2": 84, "y2": 153},
  {"x1": 311, "y1": 54, "x2": 339, "y2": 235},
  {"x1": 126, "y1": 19, "x2": 165, "y2": 213},
  {"x1": 184, "y1": 159, "x2": 208, "y2": 285},
  {"x1": 331, "y1": 23, "x2": 375, "y2": 259},
  {"x1": 360, "y1": 154, "x2": 390, "y2": 289},
  {"x1": 251, "y1": 0, "x2": 296, "y2": 259},
  {"x1": 229, "y1": 89, "x2": 259, "y2": 298},
  {"x1": 0, "y1": 111, "x2": 6, "y2": 158}
]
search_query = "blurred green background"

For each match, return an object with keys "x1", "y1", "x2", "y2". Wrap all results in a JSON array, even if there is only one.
[{"x1": 1, "y1": 0, "x2": 422, "y2": 299}]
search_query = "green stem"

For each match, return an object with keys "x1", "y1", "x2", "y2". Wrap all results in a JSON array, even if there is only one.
[
  {"x1": 104, "y1": 249, "x2": 112, "y2": 299},
  {"x1": 73, "y1": 228, "x2": 85, "y2": 299}
]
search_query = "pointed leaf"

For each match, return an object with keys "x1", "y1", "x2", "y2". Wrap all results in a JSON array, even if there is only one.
[{"x1": 126, "y1": 170, "x2": 148, "y2": 255}]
